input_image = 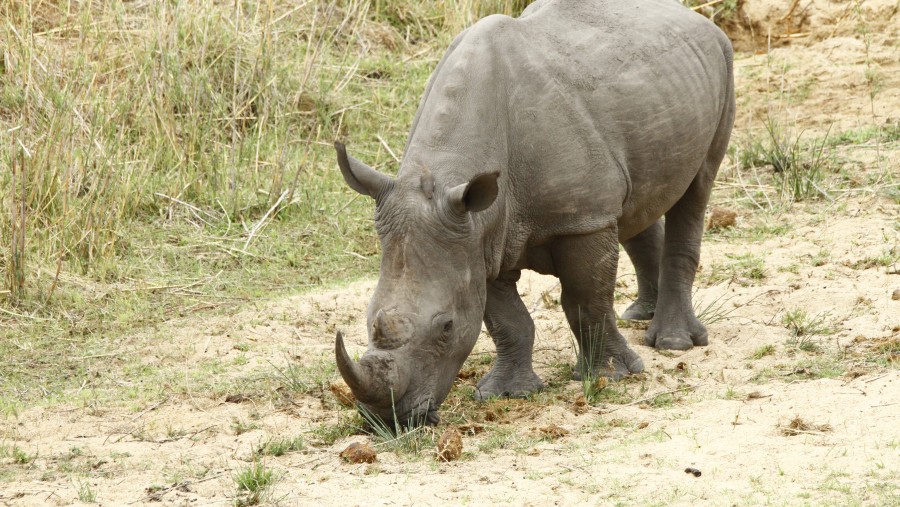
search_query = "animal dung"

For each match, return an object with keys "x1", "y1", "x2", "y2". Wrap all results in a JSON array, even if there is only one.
[
  {"x1": 436, "y1": 427, "x2": 463, "y2": 462},
  {"x1": 572, "y1": 395, "x2": 589, "y2": 415},
  {"x1": 707, "y1": 206, "x2": 737, "y2": 230},
  {"x1": 329, "y1": 380, "x2": 356, "y2": 408},
  {"x1": 340, "y1": 442, "x2": 377, "y2": 464},
  {"x1": 538, "y1": 424, "x2": 569, "y2": 439},
  {"x1": 684, "y1": 467, "x2": 702, "y2": 477}
]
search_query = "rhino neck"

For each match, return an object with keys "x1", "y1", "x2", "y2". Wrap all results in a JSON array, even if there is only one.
[
  {"x1": 401, "y1": 20, "x2": 512, "y2": 282},
  {"x1": 405, "y1": 20, "x2": 509, "y2": 169}
]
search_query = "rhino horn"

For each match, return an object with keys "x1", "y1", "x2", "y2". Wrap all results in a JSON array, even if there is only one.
[
  {"x1": 334, "y1": 142, "x2": 394, "y2": 199},
  {"x1": 335, "y1": 331, "x2": 394, "y2": 406}
]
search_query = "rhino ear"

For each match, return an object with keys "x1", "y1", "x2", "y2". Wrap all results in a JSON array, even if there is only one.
[
  {"x1": 335, "y1": 141, "x2": 394, "y2": 199},
  {"x1": 446, "y1": 171, "x2": 500, "y2": 214}
]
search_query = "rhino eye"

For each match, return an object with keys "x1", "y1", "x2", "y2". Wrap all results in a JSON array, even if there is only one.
[{"x1": 442, "y1": 320, "x2": 454, "y2": 333}]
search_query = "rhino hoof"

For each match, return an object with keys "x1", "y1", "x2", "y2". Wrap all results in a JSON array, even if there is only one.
[
  {"x1": 653, "y1": 335, "x2": 694, "y2": 351},
  {"x1": 474, "y1": 369, "x2": 544, "y2": 401},
  {"x1": 620, "y1": 301, "x2": 655, "y2": 321},
  {"x1": 649, "y1": 331, "x2": 708, "y2": 350}
]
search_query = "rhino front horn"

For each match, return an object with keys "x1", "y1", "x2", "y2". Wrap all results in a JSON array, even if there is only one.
[{"x1": 335, "y1": 331, "x2": 384, "y2": 405}]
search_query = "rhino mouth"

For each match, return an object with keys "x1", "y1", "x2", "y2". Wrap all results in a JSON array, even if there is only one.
[{"x1": 358, "y1": 399, "x2": 440, "y2": 429}]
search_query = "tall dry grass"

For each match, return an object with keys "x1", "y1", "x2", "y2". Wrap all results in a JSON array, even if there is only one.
[{"x1": 0, "y1": 0, "x2": 530, "y2": 310}]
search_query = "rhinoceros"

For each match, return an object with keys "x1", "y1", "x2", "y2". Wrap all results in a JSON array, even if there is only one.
[{"x1": 334, "y1": 0, "x2": 734, "y2": 426}]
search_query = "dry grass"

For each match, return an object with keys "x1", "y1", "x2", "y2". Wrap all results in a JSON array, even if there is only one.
[{"x1": 779, "y1": 415, "x2": 833, "y2": 436}]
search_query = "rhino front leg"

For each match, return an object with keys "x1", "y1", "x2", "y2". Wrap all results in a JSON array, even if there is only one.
[
  {"x1": 552, "y1": 228, "x2": 645, "y2": 379},
  {"x1": 475, "y1": 270, "x2": 545, "y2": 401},
  {"x1": 620, "y1": 219, "x2": 663, "y2": 321}
]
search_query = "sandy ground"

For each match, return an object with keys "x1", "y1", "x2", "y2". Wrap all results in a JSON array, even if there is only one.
[{"x1": 2, "y1": 1, "x2": 899, "y2": 506}]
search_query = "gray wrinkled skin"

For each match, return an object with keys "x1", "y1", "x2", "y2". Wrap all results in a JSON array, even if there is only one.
[{"x1": 334, "y1": 0, "x2": 735, "y2": 426}]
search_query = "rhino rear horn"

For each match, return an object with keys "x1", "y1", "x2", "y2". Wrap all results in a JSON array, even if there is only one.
[{"x1": 334, "y1": 142, "x2": 394, "y2": 199}]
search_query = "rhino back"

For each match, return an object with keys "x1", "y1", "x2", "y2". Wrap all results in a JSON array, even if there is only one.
[
  {"x1": 503, "y1": 0, "x2": 733, "y2": 240},
  {"x1": 399, "y1": 0, "x2": 733, "y2": 269}
]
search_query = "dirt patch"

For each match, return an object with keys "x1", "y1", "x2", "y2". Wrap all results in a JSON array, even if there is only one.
[
  {"x1": 709, "y1": 0, "x2": 900, "y2": 52},
  {"x1": 2, "y1": 1, "x2": 899, "y2": 505}
]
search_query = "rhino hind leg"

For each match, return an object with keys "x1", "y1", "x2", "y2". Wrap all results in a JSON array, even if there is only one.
[
  {"x1": 476, "y1": 271, "x2": 545, "y2": 401},
  {"x1": 645, "y1": 153, "x2": 734, "y2": 350},
  {"x1": 642, "y1": 178, "x2": 710, "y2": 351},
  {"x1": 620, "y1": 220, "x2": 663, "y2": 321},
  {"x1": 552, "y1": 229, "x2": 645, "y2": 380}
]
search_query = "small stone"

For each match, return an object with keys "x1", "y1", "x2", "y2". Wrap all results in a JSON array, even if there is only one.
[
  {"x1": 892, "y1": 289, "x2": 900, "y2": 301},
  {"x1": 436, "y1": 427, "x2": 463, "y2": 462},
  {"x1": 329, "y1": 380, "x2": 355, "y2": 407},
  {"x1": 707, "y1": 207, "x2": 737, "y2": 230},
  {"x1": 340, "y1": 442, "x2": 377, "y2": 464}
]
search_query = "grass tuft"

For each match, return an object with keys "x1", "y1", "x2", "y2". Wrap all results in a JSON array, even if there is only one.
[
  {"x1": 75, "y1": 479, "x2": 97, "y2": 503},
  {"x1": 752, "y1": 344, "x2": 776, "y2": 360},
  {"x1": 783, "y1": 309, "x2": 835, "y2": 353},
  {"x1": 357, "y1": 400, "x2": 435, "y2": 457},
  {"x1": 734, "y1": 117, "x2": 834, "y2": 202},
  {"x1": 270, "y1": 357, "x2": 336, "y2": 396},
  {"x1": 257, "y1": 435, "x2": 306, "y2": 457},
  {"x1": 233, "y1": 460, "x2": 276, "y2": 507}
]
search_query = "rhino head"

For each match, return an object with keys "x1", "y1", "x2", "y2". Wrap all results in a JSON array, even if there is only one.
[{"x1": 333, "y1": 142, "x2": 500, "y2": 427}]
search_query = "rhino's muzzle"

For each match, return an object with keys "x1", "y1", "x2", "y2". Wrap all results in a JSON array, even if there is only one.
[
  {"x1": 357, "y1": 400, "x2": 440, "y2": 429},
  {"x1": 335, "y1": 331, "x2": 406, "y2": 407}
]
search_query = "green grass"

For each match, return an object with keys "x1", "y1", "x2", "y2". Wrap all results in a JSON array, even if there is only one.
[
  {"x1": 752, "y1": 344, "x2": 776, "y2": 359},
  {"x1": 732, "y1": 116, "x2": 835, "y2": 202},
  {"x1": 357, "y1": 401, "x2": 436, "y2": 457},
  {"x1": 729, "y1": 221, "x2": 792, "y2": 241},
  {"x1": 0, "y1": 445, "x2": 34, "y2": 465},
  {"x1": 270, "y1": 356, "x2": 337, "y2": 396},
  {"x1": 234, "y1": 460, "x2": 276, "y2": 507},
  {"x1": 257, "y1": 436, "x2": 306, "y2": 457},
  {"x1": 827, "y1": 121, "x2": 900, "y2": 146},
  {"x1": 849, "y1": 246, "x2": 900, "y2": 272},
  {"x1": 231, "y1": 418, "x2": 261, "y2": 436},
  {"x1": 75, "y1": 479, "x2": 97, "y2": 503},
  {"x1": 310, "y1": 414, "x2": 362, "y2": 445},
  {"x1": 476, "y1": 425, "x2": 537, "y2": 454},
  {"x1": 703, "y1": 252, "x2": 767, "y2": 286},
  {"x1": 694, "y1": 292, "x2": 741, "y2": 326},
  {"x1": 783, "y1": 309, "x2": 835, "y2": 353},
  {"x1": 755, "y1": 357, "x2": 847, "y2": 382}
]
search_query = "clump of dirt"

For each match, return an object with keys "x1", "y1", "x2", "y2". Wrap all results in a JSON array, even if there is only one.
[
  {"x1": 329, "y1": 380, "x2": 356, "y2": 407},
  {"x1": 703, "y1": 0, "x2": 900, "y2": 52},
  {"x1": 340, "y1": 441, "x2": 377, "y2": 463},
  {"x1": 707, "y1": 206, "x2": 738, "y2": 230},
  {"x1": 536, "y1": 424, "x2": 569, "y2": 440},
  {"x1": 436, "y1": 427, "x2": 463, "y2": 462}
]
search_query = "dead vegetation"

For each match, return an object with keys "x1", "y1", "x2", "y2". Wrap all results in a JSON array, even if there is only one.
[{"x1": 779, "y1": 415, "x2": 833, "y2": 436}]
